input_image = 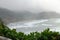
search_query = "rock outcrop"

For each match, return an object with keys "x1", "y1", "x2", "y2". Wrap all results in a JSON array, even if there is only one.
[{"x1": 0, "y1": 36, "x2": 11, "y2": 40}]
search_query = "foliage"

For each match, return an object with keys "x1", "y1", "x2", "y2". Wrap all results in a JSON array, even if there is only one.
[{"x1": 0, "y1": 19, "x2": 60, "y2": 40}]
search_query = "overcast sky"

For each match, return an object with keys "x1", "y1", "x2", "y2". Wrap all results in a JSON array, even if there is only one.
[{"x1": 0, "y1": 0, "x2": 60, "y2": 13}]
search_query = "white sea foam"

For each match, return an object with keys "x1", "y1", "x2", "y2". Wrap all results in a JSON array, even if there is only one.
[
  {"x1": 7, "y1": 19, "x2": 48, "y2": 29},
  {"x1": 7, "y1": 18, "x2": 60, "y2": 33}
]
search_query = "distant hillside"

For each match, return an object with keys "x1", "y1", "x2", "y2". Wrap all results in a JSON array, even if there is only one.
[
  {"x1": 0, "y1": 8, "x2": 60, "y2": 24},
  {"x1": 36, "y1": 12, "x2": 60, "y2": 19},
  {"x1": 0, "y1": 8, "x2": 15, "y2": 24},
  {"x1": 0, "y1": 8, "x2": 35, "y2": 24}
]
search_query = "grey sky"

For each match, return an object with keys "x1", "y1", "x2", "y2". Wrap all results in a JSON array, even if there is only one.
[{"x1": 0, "y1": 0, "x2": 60, "y2": 13}]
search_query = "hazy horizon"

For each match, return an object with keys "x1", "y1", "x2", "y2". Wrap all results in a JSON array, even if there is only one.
[{"x1": 0, "y1": 0, "x2": 60, "y2": 13}]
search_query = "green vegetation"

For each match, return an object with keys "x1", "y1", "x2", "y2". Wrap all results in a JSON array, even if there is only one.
[{"x1": 0, "y1": 19, "x2": 60, "y2": 40}]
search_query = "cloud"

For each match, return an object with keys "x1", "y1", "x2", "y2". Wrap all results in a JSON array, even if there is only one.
[
  {"x1": 38, "y1": 0, "x2": 60, "y2": 13},
  {"x1": 0, "y1": 0, "x2": 60, "y2": 13}
]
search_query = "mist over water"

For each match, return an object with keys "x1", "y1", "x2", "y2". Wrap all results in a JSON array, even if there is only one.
[{"x1": 7, "y1": 18, "x2": 60, "y2": 34}]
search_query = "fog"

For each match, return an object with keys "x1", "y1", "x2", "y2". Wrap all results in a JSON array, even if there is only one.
[
  {"x1": 0, "y1": 0, "x2": 60, "y2": 33},
  {"x1": 0, "y1": 0, "x2": 60, "y2": 13}
]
